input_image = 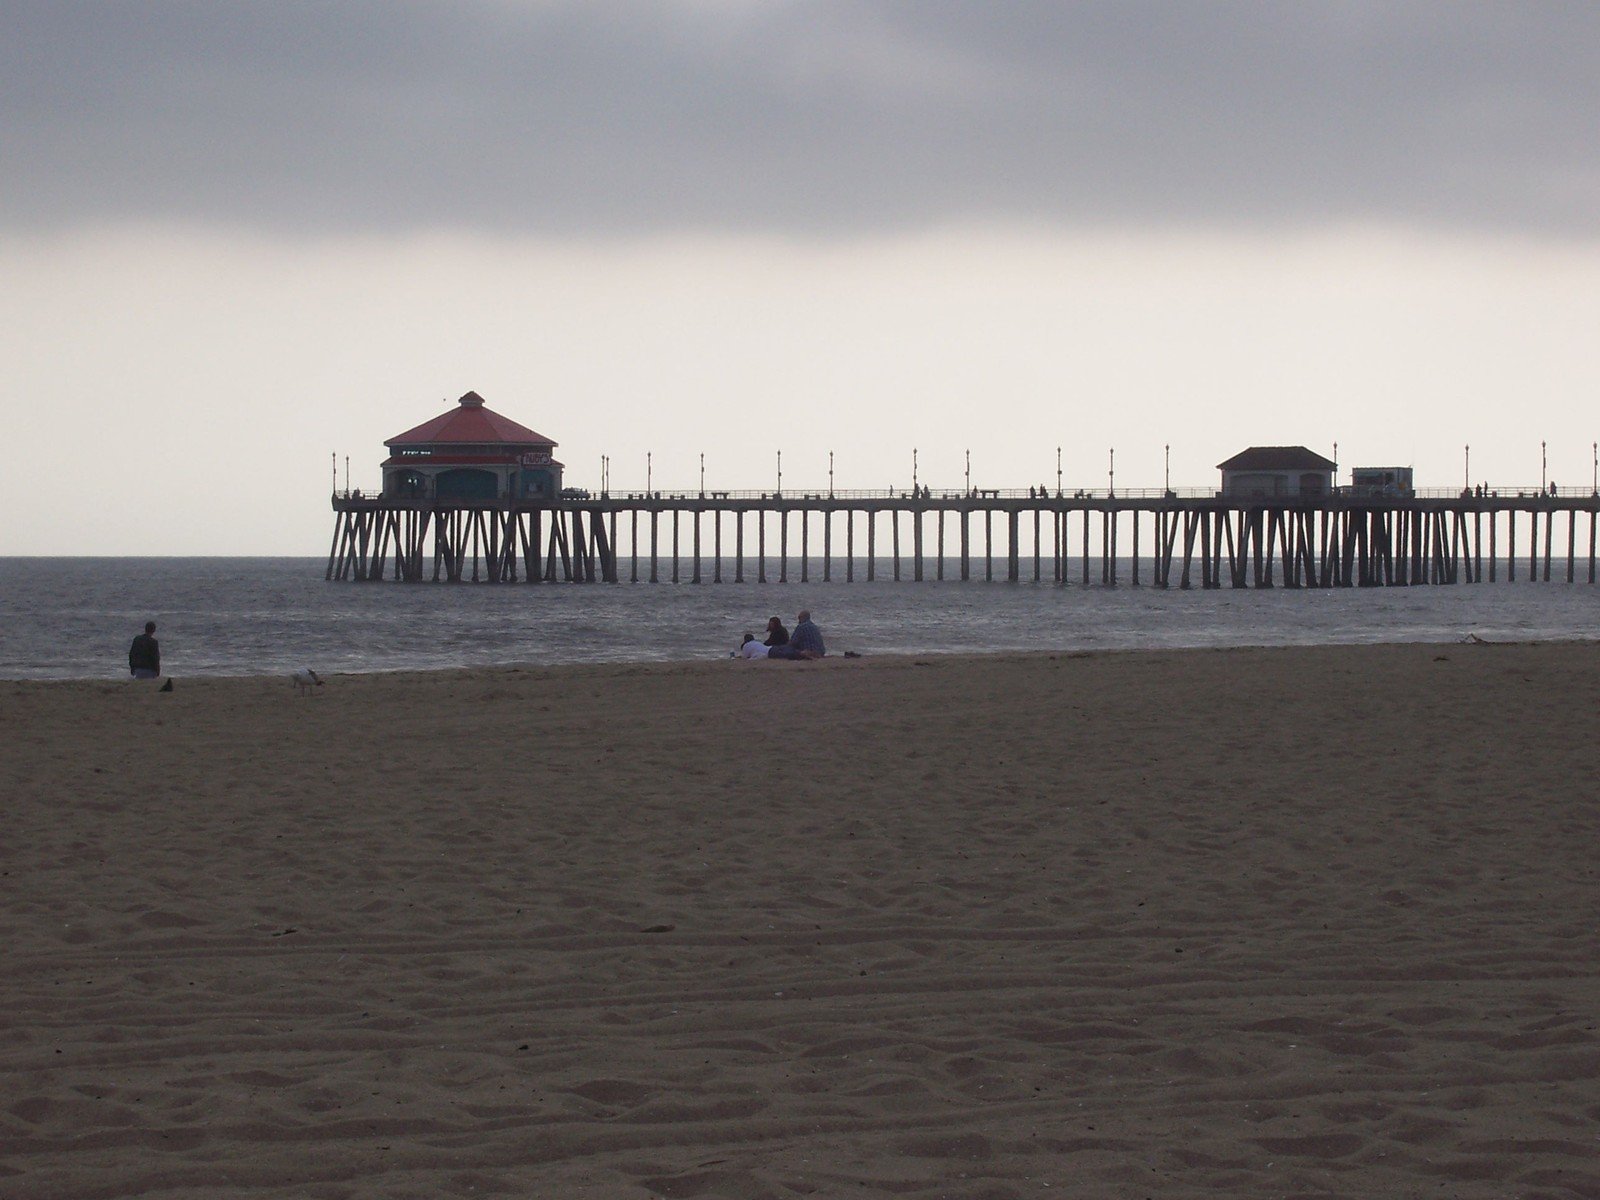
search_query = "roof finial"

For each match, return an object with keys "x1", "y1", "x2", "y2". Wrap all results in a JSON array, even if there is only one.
[{"x1": 459, "y1": 390, "x2": 485, "y2": 408}]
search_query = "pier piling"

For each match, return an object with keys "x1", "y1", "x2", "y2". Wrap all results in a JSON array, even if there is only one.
[{"x1": 329, "y1": 491, "x2": 1600, "y2": 591}]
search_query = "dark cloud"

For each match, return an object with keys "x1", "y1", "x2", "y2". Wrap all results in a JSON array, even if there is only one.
[{"x1": 5, "y1": 0, "x2": 1598, "y2": 235}]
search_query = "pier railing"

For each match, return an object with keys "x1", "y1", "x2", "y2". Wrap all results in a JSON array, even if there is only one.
[{"x1": 335, "y1": 484, "x2": 1600, "y2": 505}]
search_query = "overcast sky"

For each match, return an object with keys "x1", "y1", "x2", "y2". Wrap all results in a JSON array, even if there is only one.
[{"x1": 5, "y1": 2, "x2": 1599, "y2": 553}]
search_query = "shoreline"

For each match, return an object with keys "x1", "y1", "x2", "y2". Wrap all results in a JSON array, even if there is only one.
[{"x1": 5, "y1": 631, "x2": 1596, "y2": 688}]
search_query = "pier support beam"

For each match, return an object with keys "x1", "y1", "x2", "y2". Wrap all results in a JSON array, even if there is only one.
[
  {"x1": 800, "y1": 509, "x2": 809, "y2": 583},
  {"x1": 866, "y1": 511, "x2": 876, "y2": 581},
  {"x1": 823, "y1": 510, "x2": 832, "y2": 582},
  {"x1": 847, "y1": 511, "x2": 855, "y2": 582}
]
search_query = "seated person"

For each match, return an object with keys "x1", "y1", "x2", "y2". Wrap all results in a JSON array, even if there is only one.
[
  {"x1": 738, "y1": 633, "x2": 769, "y2": 659},
  {"x1": 764, "y1": 616, "x2": 789, "y2": 647},
  {"x1": 768, "y1": 610, "x2": 825, "y2": 659}
]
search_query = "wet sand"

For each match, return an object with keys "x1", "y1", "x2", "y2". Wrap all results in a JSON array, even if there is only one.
[{"x1": 5, "y1": 642, "x2": 1600, "y2": 1198}]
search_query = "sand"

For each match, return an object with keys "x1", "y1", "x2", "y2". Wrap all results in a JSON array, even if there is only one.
[{"x1": 4, "y1": 642, "x2": 1600, "y2": 1198}]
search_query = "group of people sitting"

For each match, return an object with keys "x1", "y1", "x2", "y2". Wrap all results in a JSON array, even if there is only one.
[{"x1": 738, "y1": 611, "x2": 825, "y2": 660}]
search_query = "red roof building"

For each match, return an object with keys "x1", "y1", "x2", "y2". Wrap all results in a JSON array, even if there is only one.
[
  {"x1": 382, "y1": 391, "x2": 564, "y2": 503},
  {"x1": 386, "y1": 390, "x2": 556, "y2": 449}
]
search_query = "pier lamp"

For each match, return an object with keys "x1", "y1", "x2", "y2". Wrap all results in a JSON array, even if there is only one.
[
  {"x1": 1464, "y1": 445, "x2": 1469, "y2": 492},
  {"x1": 1057, "y1": 446, "x2": 1062, "y2": 497},
  {"x1": 1164, "y1": 444, "x2": 1169, "y2": 493},
  {"x1": 913, "y1": 448, "x2": 918, "y2": 493},
  {"x1": 647, "y1": 451, "x2": 652, "y2": 495},
  {"x1": 331, "y1": 450, "x2": 337, "y2": 495},
  {"x1": 829, "y1": 451, "x2": 834, "y2": 498},
  {"x1": 1108, "y1": 448, "x2": 1115, "y2": 498},
  {"x1": 1592, "y1": 442, "x2": 1596, "y2": 495},
  {"x1": 344, "y1": 455, "x2": 349, "y2": 494},
  {"x1": 777, "y1": 450, "x2": 782, "y2": 497},
  {"x1": 965, "y1": 449, "x2": 971, "y2": 495},
  {"x1": 699, "y1": 452, "x2": 705, "y2": 498},
  {"x1": 1542, "y1": 441, "x2": 1548, "y2": 492}
]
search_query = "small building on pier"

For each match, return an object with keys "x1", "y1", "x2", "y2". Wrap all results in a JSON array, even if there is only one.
[
  {"x1": 1218, "y1": 446, "x2": 1335, "y2": 499},
  {"x1": 1349, "y1": 466, "x2": 1414, "y2": 497},
  {"x1": 383, "y1": 391, "x2": 563, "y2": 503}
]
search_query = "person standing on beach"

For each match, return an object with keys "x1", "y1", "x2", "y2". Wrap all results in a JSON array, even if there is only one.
[{"x1": 128, "y1": 622, "x2": 160, "y2": 679}]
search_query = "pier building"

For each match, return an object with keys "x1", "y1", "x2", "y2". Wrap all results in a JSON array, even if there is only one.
[
  {"x1": 382, "y1": 391, "x2": 563, "y2": 503},
  {"x1": 1218, "y1": 446, "x2": 1335, "y2": 499},
  {"x1": 1350, "y1": 466, "x2": 1415, "y2": 497}
]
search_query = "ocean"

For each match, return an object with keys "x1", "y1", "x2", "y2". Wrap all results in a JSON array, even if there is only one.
[{"x1": 2, "y1": 557, "x2": 1596, "y2": 680}]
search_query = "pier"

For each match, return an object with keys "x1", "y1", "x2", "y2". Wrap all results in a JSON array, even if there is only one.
[
  {"x1": 330, "y1": 393, "x2": 1600, "y2": 588},
  {"x1": 327, "y1": 488, "x2": 1600, "y2": 588}
]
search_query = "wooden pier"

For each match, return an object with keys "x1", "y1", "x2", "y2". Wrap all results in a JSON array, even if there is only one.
[{"x1": 328, "y1": 489, "x2": 1600, "y2": 588}]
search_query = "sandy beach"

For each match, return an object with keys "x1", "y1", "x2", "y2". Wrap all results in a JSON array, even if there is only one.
[{"x1": 5, "y1": 642, "x2": 1600, "y2": 1198}]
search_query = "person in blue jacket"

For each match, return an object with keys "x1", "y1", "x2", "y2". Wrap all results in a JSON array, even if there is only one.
[{"x1": 769, "y1": 611, "x2": 825, "y2": 660}]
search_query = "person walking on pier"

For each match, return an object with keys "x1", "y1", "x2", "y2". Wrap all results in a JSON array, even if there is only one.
[
  {"x1": 769, "y1": 610, "x2": 825, "y2": 660},
  {"x1": 128, "y1": 622, "x2": 160, "y2": 680}
]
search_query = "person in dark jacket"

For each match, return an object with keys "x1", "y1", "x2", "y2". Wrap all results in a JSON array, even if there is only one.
[
  {"x1": 763, "y1": 616, "x2": 789, "y2": 647},
  {"x1": 129, "y1": 622, "x2": 160, "y2": 679},
  {"x1": 768, "y1": 611, "x2": 825, "y2": 660}
]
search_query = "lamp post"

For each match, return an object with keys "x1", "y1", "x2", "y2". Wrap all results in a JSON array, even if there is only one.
[
  {"x1": 331, "y1": 450, "x2": 337, "y2": 495},
  {"x1": 344, "y1": 455, "x2": 349, "y2": 494},
  {"x1": 912, "y1": 448, "x2": 918, "y2": 494},
  {"x1": 1056, "y1": 446, "x2": 1062, "y2": 497},
  {"x1": 1542, "y1": 440, "x2": 1548, "y2": 492},
  {"x1": 1592, "y1": 442, "x2": 1597, "y2": 495},
  {"x1": 647, "y1": 451, "x2": 652, "y2": 495},
  {"x1": 1164, "y1": 443, "x2": 1170, "y2": 493},
  {"x1": 829, "y1": 450, "x2": 834, "y2": 497},
  {"x1": 1108, "y1": 448, "x2": 1115, "y2": 498},
  {"x1": 1464, "y1": 445, "x2": 1469, "y2": 492},
  {"x1": 777, "y1": 450, "x2": 782, "y2": 497},
  {"x1": 699, "y1": 453, "x2": 705, "y2": 498}
]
